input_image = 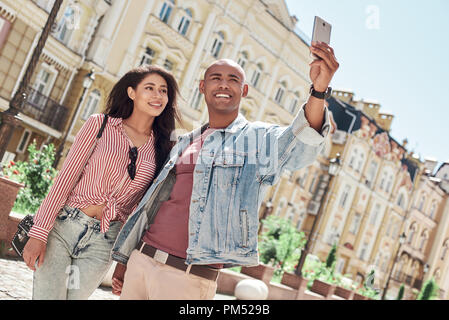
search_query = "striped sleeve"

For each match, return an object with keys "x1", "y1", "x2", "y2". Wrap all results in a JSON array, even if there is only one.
[{"x1": 28, "y1": 114, "x2": 104, "y2": 243}]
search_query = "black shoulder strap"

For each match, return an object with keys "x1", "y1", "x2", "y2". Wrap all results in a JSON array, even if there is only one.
[{"x1": 96, "y1": 114, "x2": 108, "y2": 139}]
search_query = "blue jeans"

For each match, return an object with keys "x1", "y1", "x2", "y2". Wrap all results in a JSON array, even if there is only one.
[{"x1": 32, "y1": 206, "x2": 121, "y2": 300}]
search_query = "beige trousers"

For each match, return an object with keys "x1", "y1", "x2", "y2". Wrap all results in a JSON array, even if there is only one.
[{"x1": 120, "y1": 249, "x2": 218, "y2": 300}]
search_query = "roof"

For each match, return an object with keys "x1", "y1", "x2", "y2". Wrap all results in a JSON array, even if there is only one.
[{"x1": 326, "y1": 96, "x2": 362, "y2": 133}]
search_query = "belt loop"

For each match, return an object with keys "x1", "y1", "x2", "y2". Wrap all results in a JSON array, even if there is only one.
[
  {"x1": 186, "y1": 265, "x2": 192, "y2": 274},
  {"x1": 139, "y1": 241, "x2": 145, "y2": 253}
]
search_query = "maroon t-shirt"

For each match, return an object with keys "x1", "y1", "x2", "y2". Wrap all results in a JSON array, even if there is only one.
[{"x1": 142, "y1": 128, "x2": 222, "y2": 268}]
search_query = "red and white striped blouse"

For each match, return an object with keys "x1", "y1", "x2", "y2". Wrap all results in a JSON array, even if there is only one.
[{"x1": 28, "y1": 113, "x2": 157, "y2": 243}]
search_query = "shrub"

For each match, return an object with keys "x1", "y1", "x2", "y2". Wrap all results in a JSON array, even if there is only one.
[{"x1": 2, "y1": 141, "x2": 57, "y2": 214}]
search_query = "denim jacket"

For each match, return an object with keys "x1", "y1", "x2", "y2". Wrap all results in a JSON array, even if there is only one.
[{"x1": 111, "y1": 104, "x2": 330, "y2": 267}]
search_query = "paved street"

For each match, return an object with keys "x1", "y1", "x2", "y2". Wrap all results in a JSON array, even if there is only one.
[{"x1": 0, "y1": 257, "x2": 234, "y2": 300}]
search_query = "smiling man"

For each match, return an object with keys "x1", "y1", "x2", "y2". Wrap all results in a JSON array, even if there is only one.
[{"x1": 110, "y1": 41, "x2": 339, "y2": 300}]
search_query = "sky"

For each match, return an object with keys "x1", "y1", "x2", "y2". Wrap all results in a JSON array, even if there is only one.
[{"x1": 285, "y1": 0, "x2": 449, "y2": 168}]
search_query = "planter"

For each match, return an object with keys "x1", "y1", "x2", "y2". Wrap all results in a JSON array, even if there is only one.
[
  {"x1": 334, "y1": 286, "x2": 354, "y2": 300},
  {"x1": 353, "y1": 292, "x2": 367, "y2": 300},
  {"x1": 241, "y1": 264, "x2": 275, "y2": 284},
  {"x1": 310, "y1": 279, "x2": 335, "y2": 297},
  {"x1": 281, "y1": 271, "x2": 309, "y2": 289},
  {"x1": 0, "y1": 177, "x2": 24, "y2": 241}
]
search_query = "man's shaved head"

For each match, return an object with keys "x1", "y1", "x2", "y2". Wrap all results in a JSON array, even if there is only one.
[{"x1": 204, "y1": 59, "x2": 246, "y2": 82}]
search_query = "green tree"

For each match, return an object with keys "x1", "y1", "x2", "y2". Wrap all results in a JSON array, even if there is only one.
[
  {"x1": 396, "y1": 284, "x2": 405, "y2": 300},
  {"x1": 325, "y1": 243, "x2": 337, "y2": 271},
  {"x1": 417, "y1": 278, "x2": 439, "y2": 300},
  {"x1": 259, "y1": 215, "x2": 306, "y2": 277},
  {"x1": 2, "y1": 141, "x2": 57, "y2": 214}
]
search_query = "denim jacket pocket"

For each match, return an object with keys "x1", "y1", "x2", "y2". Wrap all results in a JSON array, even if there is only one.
[
  {"x1": 240, "y1": 210, "x2": 249, "y2": 248},
  {"x1": 212, "y1": 153, "x2": 245, "y2": 187}
]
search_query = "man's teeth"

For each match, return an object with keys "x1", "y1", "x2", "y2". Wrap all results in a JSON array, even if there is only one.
[{"x1": 216, "y1": 94, "x2": 231, "y2": 98}]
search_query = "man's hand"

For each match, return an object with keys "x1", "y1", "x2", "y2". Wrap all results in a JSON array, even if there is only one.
[
  {"x1": 309, "y1": 41, "x2": 339, "y2": 91},
  {"x1": 23, "y1": 237, "x2": 46, "y2": 271},
  {"x1": 112, "y1": 263, "x2": 127, "y2": 296}
]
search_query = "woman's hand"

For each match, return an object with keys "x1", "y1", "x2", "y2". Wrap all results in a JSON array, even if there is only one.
[
  {"x1": 112, "y1": 263, "x2": 127, "y2": 296},
  {"x1": 23, "y1": 237, "x2": 47, "y2": 271}
]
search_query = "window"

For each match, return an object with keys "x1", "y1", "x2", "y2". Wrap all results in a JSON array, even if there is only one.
[
  {"x1": 407, "y1": 223, "x2": 417, "y2": 244},
  {"x1": 140, "y1": 47, "x2": 155, "y2": 66},
  {"x1": 81, "y1": 90, "x2": 101, "y2": 120},
  {"x1": 349, "y1": 148, "x2": 357, "y2": 168},
  {"x1": 30, "y1": 66, "x2": 57, "y2": 105},
  {"x1": 288, "y1": 96, "x2": 299, "y2": 114},
  {"x1": 250, "y1": 64, "x2": 262, "y2": 88},
  {"x1": 418, "y1": 231, "x2": 428, "y2": 251},
  {"x1": 429, "y1": 202, "x2": 437, "y2": 219},
  {"x1": 16, "y1": 130, "x2": 32, "y2": 154},
  {"x1": 54, "y1": 4, "x2": 80, "y2": 45},
  {"x1": 369, "y1": 204, "x2": 381, "y2": 225},
  {"x1": 177, "y1": 9, "x2": 192, "y2": 36},
  {"x1": 210, "y1": 31, "x2": 224, "y2": 58},
  {"x1": 356, "y1": 153, "x2": 365, "y2": 173},
  {"x1": 274, "y1": 198, "x2": 287, "y2": 216},
  {"x1": 163, "y1": 59, "x2": 173, "y2": 71},
  {"x1": 308, "y1": 172, "x2": 318, "y2": 193},
  {"x1": 191, "y1": 87, "x2": 203, "y2": 110},
  {"x1": 441, "y1": 240, "x2": 449, "y2": 260},
  {"x1": 339, "y1": 185, "x2": 351, "y2": 208},
  {"x1": 274, "y1": 82, "x2": 286, "y2": 105},
  {"x1": 237, "y1": 52, "x2": 248, "y2": 69},
  {"x1": 366, "y1": 160, "x2": 378, "y2": 186},
  {"x1": 418, "y1": 194, "x2": 426, "y2": 211},
  {"x1": 327, "y1": 224, "x2": 339, "y2": 245},
  {"x1": 379, "y1": 170, "x2": 387, "y2": 190},
  {"x1": 386, "y1": 175, "x2": 394, "y2": 193},
  {"x1": 397, "y1": 192, "x2": 406, "y2": 209},
  {"x1": 349, "y1": 213, "x2": 362, "y2": 234},
  {"x1": 159, "y1": 0, "x2": 174, "y2": 23},
  {"x1": 34, "y1": 0, "x2": 56, "y2": 12},
  {"x1": 359, "y1": 242, "x2": 369, "y2": 261},
  {"x1": 381, "y1": 254, "x2": 390, "y2": 272}
]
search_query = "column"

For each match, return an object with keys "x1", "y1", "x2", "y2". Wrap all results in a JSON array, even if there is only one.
[
  {"x1": 118, "y1": 0, "x2": 157, "y2": 75},
  {"x1": 180, "y1": 7, "x2": 218, "y2": 96}
]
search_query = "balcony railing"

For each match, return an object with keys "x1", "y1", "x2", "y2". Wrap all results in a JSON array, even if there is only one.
[{"x1": 21, "y1": 87, "x2": 69, "y2": 132}]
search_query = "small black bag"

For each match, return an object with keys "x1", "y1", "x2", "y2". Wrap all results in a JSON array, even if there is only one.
[
  {"x1": 11, "y1": 214, "x2": 34, "y2": 256},
  {"x1": 10, "y1": 114, "x2": 109, "y2": 257}
]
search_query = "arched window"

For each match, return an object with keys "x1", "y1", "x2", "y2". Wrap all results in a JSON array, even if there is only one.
[
  {"x1": 418, "y1": 230, "x2": 428, "y2": 251},
  {"x1": 237, "y1": 51, "x2": 248, "y2": 69},
  {"x1": 274, "y1": 81, "x2": 287, "y2": 105},
  {"x1": 407, "y1": 223, "x2": 417, "y2": 244},
  {"x1": 356, "y1": 152, "x2": 365, "y2": 173},
  {"x1": 210, "y1": 31, "x2": 225, "y2": 58},
  {"x1": 339, "y1": 185, "x2": 351, "y2": 208},
  {"x1": 55, "y1": 4, "x2": 80, "y2": 45},
  {"x1": 386, "y1": 174, "x2": 394, "y2": 193},
  {"x1": 429, "y1": 202, "x2": 437, "y2": 219},
  {"x1": 349, "y1": 213, "x2": 362, "y2": 234},
  {"x1": 250, "y1": 63, "x2": 263, "y2": 88},
  {"x1": 140, "y1": 47, "x2": 155, "y2": 66},
  {"x1": 440, "y1": 239, "x2": 449, "y2": 260},
  {"x1": 159, "y1": 0, "x2": 175, "y2": 23},
  {"x1": 288, "y1": 92, "x2": 300, "y2": 114},
  {"x1": 177, "y1": 8, "x2": 192, "y2": 36},
  {"x1": 349, "y1": 148, "x2": 358, "y2": 168},
  {"x1": 418, "y1": 193, "x2": 426, "y2": 211},
  {"x1": 370, "y1": 203, "x2": 381, "y2": 225},
  {"x1": 397, "y1": 192, "x2": 406, "y2": 209},
  {"x1": 81, "y1": 90, "x2": 101, "y2": 120}
]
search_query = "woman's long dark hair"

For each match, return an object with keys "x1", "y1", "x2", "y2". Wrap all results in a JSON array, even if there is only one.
[{"x1": 104, "y1": 65, "x2": 182, "y2": 178}]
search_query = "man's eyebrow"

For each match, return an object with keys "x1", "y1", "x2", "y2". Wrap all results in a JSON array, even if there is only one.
[
  {"x1": 143, "y1": 82, "x2": 167, "y2": 87},
  {"x1": 207, "y1": 73, "x2": 241, "y2": 80}
]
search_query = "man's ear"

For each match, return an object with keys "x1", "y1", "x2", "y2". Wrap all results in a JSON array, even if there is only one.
[
  {"x1": 127, "y1": 87, "x2": 135, "y2": 100},
  {"x1": 242, "y1": 83, "x2": 249, "y2": 98},
  {"x1": 199, "y1": 80, "x2": 205, "y2": 94}
]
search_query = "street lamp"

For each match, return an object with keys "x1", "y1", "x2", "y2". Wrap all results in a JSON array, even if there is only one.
[
  {"x1": 381, "y1": 231, "x2": 406, "y2": 300},
  {"x1": 53, "y1": 69, "x2": 95, "y2": 168},
  {"x1": 294, "y1": 153, "x2": 341, "y2": 277}
]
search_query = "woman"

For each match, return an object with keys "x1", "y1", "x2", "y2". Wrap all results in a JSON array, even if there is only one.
[{"x1": 23, "y1": 65, "x2": 181, "y2": 300}]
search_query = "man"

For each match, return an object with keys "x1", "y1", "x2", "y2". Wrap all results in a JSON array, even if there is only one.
[{"x1": 111, "y1": 41, "x2": 339, "y2": 299}]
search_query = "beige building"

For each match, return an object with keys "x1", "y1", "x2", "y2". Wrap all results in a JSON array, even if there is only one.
[{"x1": 2, "y1": 0, "x2": 449, "y2": 300}]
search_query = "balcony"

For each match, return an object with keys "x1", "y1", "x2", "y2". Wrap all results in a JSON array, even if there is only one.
[{"x1": 21, "y1": 87, "x2": 69, "y2": 132}]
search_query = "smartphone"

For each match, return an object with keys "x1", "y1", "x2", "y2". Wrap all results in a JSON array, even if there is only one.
[{"x1": 311, "y1": 16, "x2": 332, "y2": 59}]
